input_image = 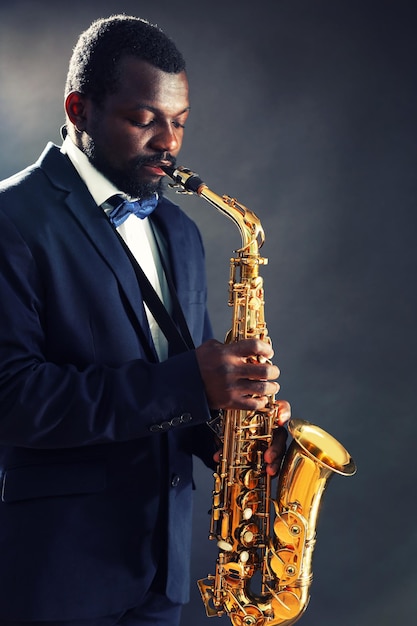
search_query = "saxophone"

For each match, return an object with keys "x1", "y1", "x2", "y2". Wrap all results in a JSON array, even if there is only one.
[{"x1": 163, "y1": 165, "x2": 357, "y2": 626}]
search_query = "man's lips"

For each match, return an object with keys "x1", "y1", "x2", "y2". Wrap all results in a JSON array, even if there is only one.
[{"x1": 141, "y1": 162, "x2": 172, "y2": 176}]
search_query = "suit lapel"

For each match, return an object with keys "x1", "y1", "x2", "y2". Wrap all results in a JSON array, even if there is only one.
[{"x1": 38, "y1": 144, "x2": 158, "y2": 361}]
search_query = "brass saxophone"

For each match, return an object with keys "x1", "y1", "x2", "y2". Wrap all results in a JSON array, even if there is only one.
[{"x1": 163, "y1": 165, "x2": 357, "y2": 626}]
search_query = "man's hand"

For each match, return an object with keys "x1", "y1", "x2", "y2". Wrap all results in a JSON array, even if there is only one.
[
  {"x1": 196, "y1": 338, "x2": 280, "y2": 411},
  {"x1": 211, "y1": 397, "x2": 291, "y2": 476},
  {"x1": 264, "y1": 399, "x2": 291, "y2": 476},
  {"x1": 198, "y1": 338, "x2": 291, "y2": 476}
]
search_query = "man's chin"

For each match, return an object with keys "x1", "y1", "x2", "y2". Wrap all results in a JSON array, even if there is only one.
[
  {"x1": 86, "y1": 157, "x2": 159, "y2": 199},
  {"x1": 110, "y1": 175, "x2": 162, "y2": 200}
]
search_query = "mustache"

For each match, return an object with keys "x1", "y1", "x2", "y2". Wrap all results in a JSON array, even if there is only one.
[{"x1": 132, "y1": 153, "x2": 177, "y2": 168}]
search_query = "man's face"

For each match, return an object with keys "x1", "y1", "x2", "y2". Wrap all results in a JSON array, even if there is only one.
[{"x1": 81, "y1": 57, "x2": 190, "y2": 198}]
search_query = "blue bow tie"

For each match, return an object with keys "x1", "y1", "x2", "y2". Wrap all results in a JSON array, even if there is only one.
[{"x1": 107, "y1": 193, "x2": 159, "y2": 227}]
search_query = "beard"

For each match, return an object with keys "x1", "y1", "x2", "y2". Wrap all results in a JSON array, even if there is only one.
[{"x1": 84, "y1": 136, "x2": 175, "y2": 200}]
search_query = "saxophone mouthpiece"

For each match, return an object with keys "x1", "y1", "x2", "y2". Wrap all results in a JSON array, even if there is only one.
[
  {"x1": 161, "y1": 164, "x2": 206, "y2": 194},
  {"x1": 161, "y1": 164, "x2": 176, "y2": 177}
]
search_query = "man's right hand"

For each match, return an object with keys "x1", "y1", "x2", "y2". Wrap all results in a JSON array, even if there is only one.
[{"x1": 195, "y1": 338, "x2": 281, "y2": 411}]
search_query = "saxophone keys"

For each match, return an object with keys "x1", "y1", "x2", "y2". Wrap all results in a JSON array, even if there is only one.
[
  {"x1": 237, "y1": 490, "x2": 260, "y2": 515},
  {"x1": 228, "y1": 604, "x2": 265, "y2": 626},
  {"x1": 273, "y1": 510, "x2": 306, "y2": 547},
  {"x1": 239, "y1": 522, "x2": 260, "y2": 548},
  {"x1": 217, "y1": 540, "x2": 234, "y2": 552},
  {"x1": 268, "y1": 588, "x2": 301, "y2": 621},
  {"x1": 246, "y1": 354, "x2": 271, "y2": 365},
  {"x1": 242, "y1": 469, "x2": 259, "y2": 490},
  {"x1": 268, "y1": 547, "x2": 299, "y2": 582},
  {"x1": 239, "y1": 550, "x2": 250, "y2": 564},
  {"x1": 243, "y1": 507, "x2": 253, "y2": 521}
]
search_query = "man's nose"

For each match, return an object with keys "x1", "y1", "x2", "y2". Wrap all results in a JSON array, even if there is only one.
[{"x1": 149, "y1": 122, "x2": 180, "y2": 153}]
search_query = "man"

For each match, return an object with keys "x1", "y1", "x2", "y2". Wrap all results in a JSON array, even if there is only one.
[{"x1": 0, "y1": 15, "x2": 289, "y2": 626}]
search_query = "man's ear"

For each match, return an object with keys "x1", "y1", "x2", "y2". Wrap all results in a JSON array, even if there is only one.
[{"x1": 65, "y1": 91, "x2": 88, "y2": 132}]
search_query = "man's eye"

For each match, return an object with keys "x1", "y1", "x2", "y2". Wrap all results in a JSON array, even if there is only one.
[
  {"x1": 173, "y1": 121, "x2": 186, "y2": 129},
  {"x1": 130, "y1": 119, "x2": 155, "y2": 128}
]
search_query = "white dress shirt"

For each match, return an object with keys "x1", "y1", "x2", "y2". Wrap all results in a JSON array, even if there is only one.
[{"x1": 61, "y1": 136, "x2": 170, "y2": 360}]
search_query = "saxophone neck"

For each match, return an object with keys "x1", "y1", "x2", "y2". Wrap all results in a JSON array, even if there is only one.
[
  {"x1": 163, "y1": 165, "x2": 265, "y2": 254},
  {"x1": 199, "y1": 186, "x2": 265, "y2": 254}
]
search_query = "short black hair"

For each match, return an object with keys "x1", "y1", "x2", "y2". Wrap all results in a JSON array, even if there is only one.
[{"x1": 65, "y1": 14, "x2": 186, "y2": 104}]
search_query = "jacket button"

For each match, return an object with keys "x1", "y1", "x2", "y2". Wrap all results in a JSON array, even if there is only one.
[{"x1": 171, "y1": 474, "x2": 180, "y2": 487}]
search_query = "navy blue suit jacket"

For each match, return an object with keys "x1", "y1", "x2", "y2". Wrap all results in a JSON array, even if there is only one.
[{"x1": 0, "y1": 144, "x2": 216, "y2": 621}]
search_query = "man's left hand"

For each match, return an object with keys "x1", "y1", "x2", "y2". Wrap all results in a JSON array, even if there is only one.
[{"x1": 213, "y1": 399, "x2": 291, "y2": 476}]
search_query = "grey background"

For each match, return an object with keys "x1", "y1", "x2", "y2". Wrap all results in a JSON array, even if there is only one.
[{"x1": 1, "y1": 1, "x2": 416, "y2": 624}]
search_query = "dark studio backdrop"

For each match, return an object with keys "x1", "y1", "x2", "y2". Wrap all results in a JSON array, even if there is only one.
[{"x1": 1, "y1": 1, "x2": 416, "y2": 624}]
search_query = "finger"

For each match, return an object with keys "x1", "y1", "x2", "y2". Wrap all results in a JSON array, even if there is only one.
[
  {"x1": 228, "y1": 381, "x2": 280, "y2": 410},
  {"x1": 256, "y1": 363, "x2": 280, "y2": 381},
  {"x1": 276, "y1": 399, "x2": 291, "y2": 425},
  {"x1": 240, "y1": 362, "x2": 280, "y2": 382},
  {"x1": 230, "y1": 338, "x2": 275, "y2": 361},
  {"x1": 242, "y1": 380, "x2": 280, "y2": 398},
  {"x1": 264, "y1": 426, "x2": 288, "y2": 476},
  {"x1": 264, "y1": 427, "x2": 288, "y2": 463},
  {"x1": 265, "y1": 461, "x2": 282, "y2": 476},
  {"x1": 223, "y1": 393, "x2": 274, "y2": 412}
]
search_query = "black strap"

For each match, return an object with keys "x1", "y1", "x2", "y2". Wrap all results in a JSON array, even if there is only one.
[
  {"x1": 151, "y1": 225, "x2": 195, "y2": 351},
  {"x1": 113, "y1": 229, "x2": 194, "y2": 356}
]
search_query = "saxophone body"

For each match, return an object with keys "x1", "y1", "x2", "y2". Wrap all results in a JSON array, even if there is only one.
[{"x1": 163, "y1": 165, "x2": 356, "y2": 626}]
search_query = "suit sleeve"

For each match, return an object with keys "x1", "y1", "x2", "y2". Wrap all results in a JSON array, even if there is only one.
[{"x1": 0, "y1": 209, "x2": 212, "y2": 449}]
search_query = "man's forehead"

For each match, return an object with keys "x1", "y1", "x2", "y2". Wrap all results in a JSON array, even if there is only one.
[
  {"x1": 117, "y1": 56, "x2": 188, "y2": 89},
  {"x1": 109, "y1": 56, "x2": 189, "y2": 109}
]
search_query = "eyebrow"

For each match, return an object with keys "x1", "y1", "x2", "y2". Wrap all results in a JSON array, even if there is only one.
[{"x1": 132, "y1": 104, "x2": 191, "y2": 116}]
